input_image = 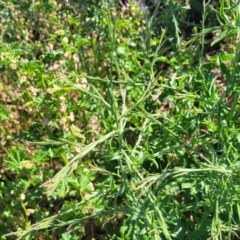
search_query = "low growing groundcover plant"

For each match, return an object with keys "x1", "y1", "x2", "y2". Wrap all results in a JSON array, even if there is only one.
[{"x1": 1, "y1": 0, "x2": 240, "y2": 239}]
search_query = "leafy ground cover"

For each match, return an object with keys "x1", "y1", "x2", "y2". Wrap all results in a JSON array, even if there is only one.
[{"x1": 1, "y1": 0, "x2": 240, "y2": 239}]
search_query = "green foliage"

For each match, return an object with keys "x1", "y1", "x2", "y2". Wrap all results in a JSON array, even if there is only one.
[{"x1": 1, "y1": 0, "x2": 240, "y2": 239}]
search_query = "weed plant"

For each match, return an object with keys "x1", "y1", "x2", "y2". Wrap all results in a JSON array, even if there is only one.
[{"x1": 1, "y1": 0, "x2": 240, "y2": 239}]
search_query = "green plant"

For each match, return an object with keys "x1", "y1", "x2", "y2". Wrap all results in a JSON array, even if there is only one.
[{"x1": 1, "y1": 0, "x2": 240, "y2": 239}]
